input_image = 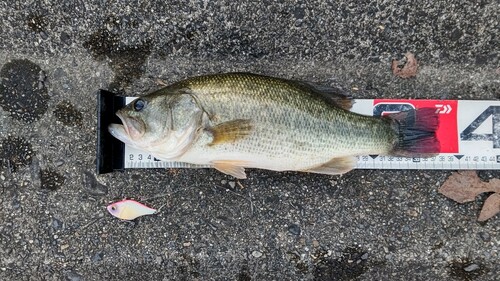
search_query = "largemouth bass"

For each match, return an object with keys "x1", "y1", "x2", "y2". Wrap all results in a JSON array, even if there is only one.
[{"x1": 109, "y1": 73, "x2": 439, "y2": 178}]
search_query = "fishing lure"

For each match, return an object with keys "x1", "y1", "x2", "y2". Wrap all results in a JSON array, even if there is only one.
[{"x1": 107, "y1": 199, "x2": 157, "y2": 220}]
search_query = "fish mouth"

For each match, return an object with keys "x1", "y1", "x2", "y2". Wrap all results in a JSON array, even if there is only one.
[
  {"x1": 115, "y1": 111, "x2": 131, "y2": 136},
  {"x1": 108, "y1": 123, "x2": 133, "y2": 146},
  {"x1": 108, "y1": 112, "x2": 141, "y2": 146}
]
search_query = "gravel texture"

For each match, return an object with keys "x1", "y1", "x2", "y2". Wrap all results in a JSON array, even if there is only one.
[{"x1": 0, "y1": 0, "x2": 498, "y2": 280}]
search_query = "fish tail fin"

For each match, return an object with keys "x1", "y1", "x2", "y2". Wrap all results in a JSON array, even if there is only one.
[{"x1": 387, "y1": 107, "x2": 440, "y2": 157}]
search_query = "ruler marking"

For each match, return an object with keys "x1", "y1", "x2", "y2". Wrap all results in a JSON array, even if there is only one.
[{"x1": 117, "y1": 98, "x2": 500, "y2": 170}]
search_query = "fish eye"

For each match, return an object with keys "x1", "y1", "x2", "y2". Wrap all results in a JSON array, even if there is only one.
[
  {"x1": 133, "y1": 99, "x2": 146, "y2": 111},
  {"x1": 111, "y1": 206, "x2": 116, "y2": 211}
]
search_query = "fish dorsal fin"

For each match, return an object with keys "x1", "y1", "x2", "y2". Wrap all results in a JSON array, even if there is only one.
[
  {"x1": 212, "y1": 160, "x2": 248, "y2": 179},
  {"x1": 290, "y1": 80, "x2": 354, "y2": 110},
  {"x1": 303, "y1": 156, "x2": 356, "y2": 175},
  {"x1": 209, "y1": 119, "x2": 254, "y2": 146}
]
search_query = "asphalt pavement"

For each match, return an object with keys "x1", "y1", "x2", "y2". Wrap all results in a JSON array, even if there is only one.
[{"x1": 0, "y1": 1, "x2": 498, "y2": 280}]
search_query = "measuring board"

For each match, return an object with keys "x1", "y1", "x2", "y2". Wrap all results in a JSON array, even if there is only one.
[{"x1": 97, "y1": 90, "x2": 500, "y2": 174}]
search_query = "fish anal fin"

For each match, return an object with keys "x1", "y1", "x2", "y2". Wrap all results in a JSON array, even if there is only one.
[
  {"x1": 209, "y1": 119, "x2": 253, "y2": 146},
  {"x1": 304, "y1": 156, "x2": 356, "y2": 175},
  {"x1": 212, "y1": 160, "x2": 248, "y2": 179}
]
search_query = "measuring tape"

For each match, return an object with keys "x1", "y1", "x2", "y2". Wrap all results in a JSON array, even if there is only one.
[{"x1": 96, "y1": 90, "x2": 500, "y2": 174}]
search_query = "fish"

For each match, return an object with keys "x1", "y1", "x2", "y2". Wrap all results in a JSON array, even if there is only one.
[
  {"x1": 106, "y1": 199, "x2": 157, "y2": 220},
  {"x1": 108, "y1": 72, "x2": 439, "y2": 179}
]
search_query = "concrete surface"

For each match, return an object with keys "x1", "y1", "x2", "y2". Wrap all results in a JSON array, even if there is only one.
[{"x1": 0, "y1": 0, "x2": 498, "y2": 280}]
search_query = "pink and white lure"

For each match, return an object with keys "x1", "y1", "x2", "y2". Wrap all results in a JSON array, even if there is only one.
[{"x1": 106, "y1": 199, "x2": 157, "y2": 220}]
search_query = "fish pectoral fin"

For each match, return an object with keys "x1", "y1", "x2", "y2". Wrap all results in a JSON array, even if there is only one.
[
  {"x1": 212, "y1": 160, "x2": 248, "y2": 179},
  {"x1": 209, "y1": 119, "x2": 254, "y2": 146},
  {"x1": 303, "y1": 156, "x2": 356, "y2": 175}
]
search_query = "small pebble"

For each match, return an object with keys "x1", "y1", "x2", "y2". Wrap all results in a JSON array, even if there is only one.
[
  {"x1": 478, "y1": 232, "x2": 490, "y2": 242},
  {"x1": 52, "y1": 218, "x2": 63, "y2": 230},
  {"x1": 361, "y1": 253, "x2": 369, "y2": 260},
  {"x1": 91, "y1": 252, "x2": 103, "y2": 262},
  {"x1": 155, "y1": 256, "x2": 163, "y2": 264},
  {"x1": 464, "y1": 264, "x2": 480, "y2": 272},
  {"x1": 288, "y1": 224, "x2": 301, "y2": 236},
  {"x1": 228, "y1": 181, "x2": 235, "y2": 188},
  {"x1": 221, "y1": 180, "x2": 227, "y2": 185},
  {"x1": 40, "y1": 31, "x2": 48, "y2": 40},
  {"x1": 407, "y1": 209, "x2": 418, "y2": 217},
  {"x1": 252, "y1": 251, "x2": 262, "y2": 258},
  {"x1": 65, "y1": 270, "x2": 83, "y2": 281},
  {"x1": 11, "y1": 199, "x2": 21, "y2": 210}
]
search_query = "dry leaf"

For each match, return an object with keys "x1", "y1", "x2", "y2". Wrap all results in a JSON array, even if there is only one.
[
  {"x1": 439, "y1": 171, "x2": 500, "y2": 221},
  {"x1": 438, "y1": 171, "x2": 498, "y2": 203},
  {"x1": 156, "y1": 79, "x2": 168, "y2": 86},
  {"x1": 392, "y1": 52, "x2": 418, "y2": 78},
  {"x1": 478, "y1": 193, "x2": 500, "y2": 222}
]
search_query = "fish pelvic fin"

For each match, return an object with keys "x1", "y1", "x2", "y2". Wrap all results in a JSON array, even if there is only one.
[
  {"x1": 303, "y1": 156, "x2": 356, "y2": 175},
  {"x1": 388, "y1": 107, "x2": 440, "y2": 157},
  {"x1": 212, "y1": 160, "x2": 248, "y2": 179},
  {"x1": 209, "y1": 119, "x2": 254, "y2": 146}
]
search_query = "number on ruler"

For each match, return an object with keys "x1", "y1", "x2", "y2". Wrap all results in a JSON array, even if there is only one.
[
  {"x1": 373, "y1": 103, "x2": 415, "y2": 116},
  {"x1": 460, "y1": 106, "x2": 500, "y2": 148}
]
